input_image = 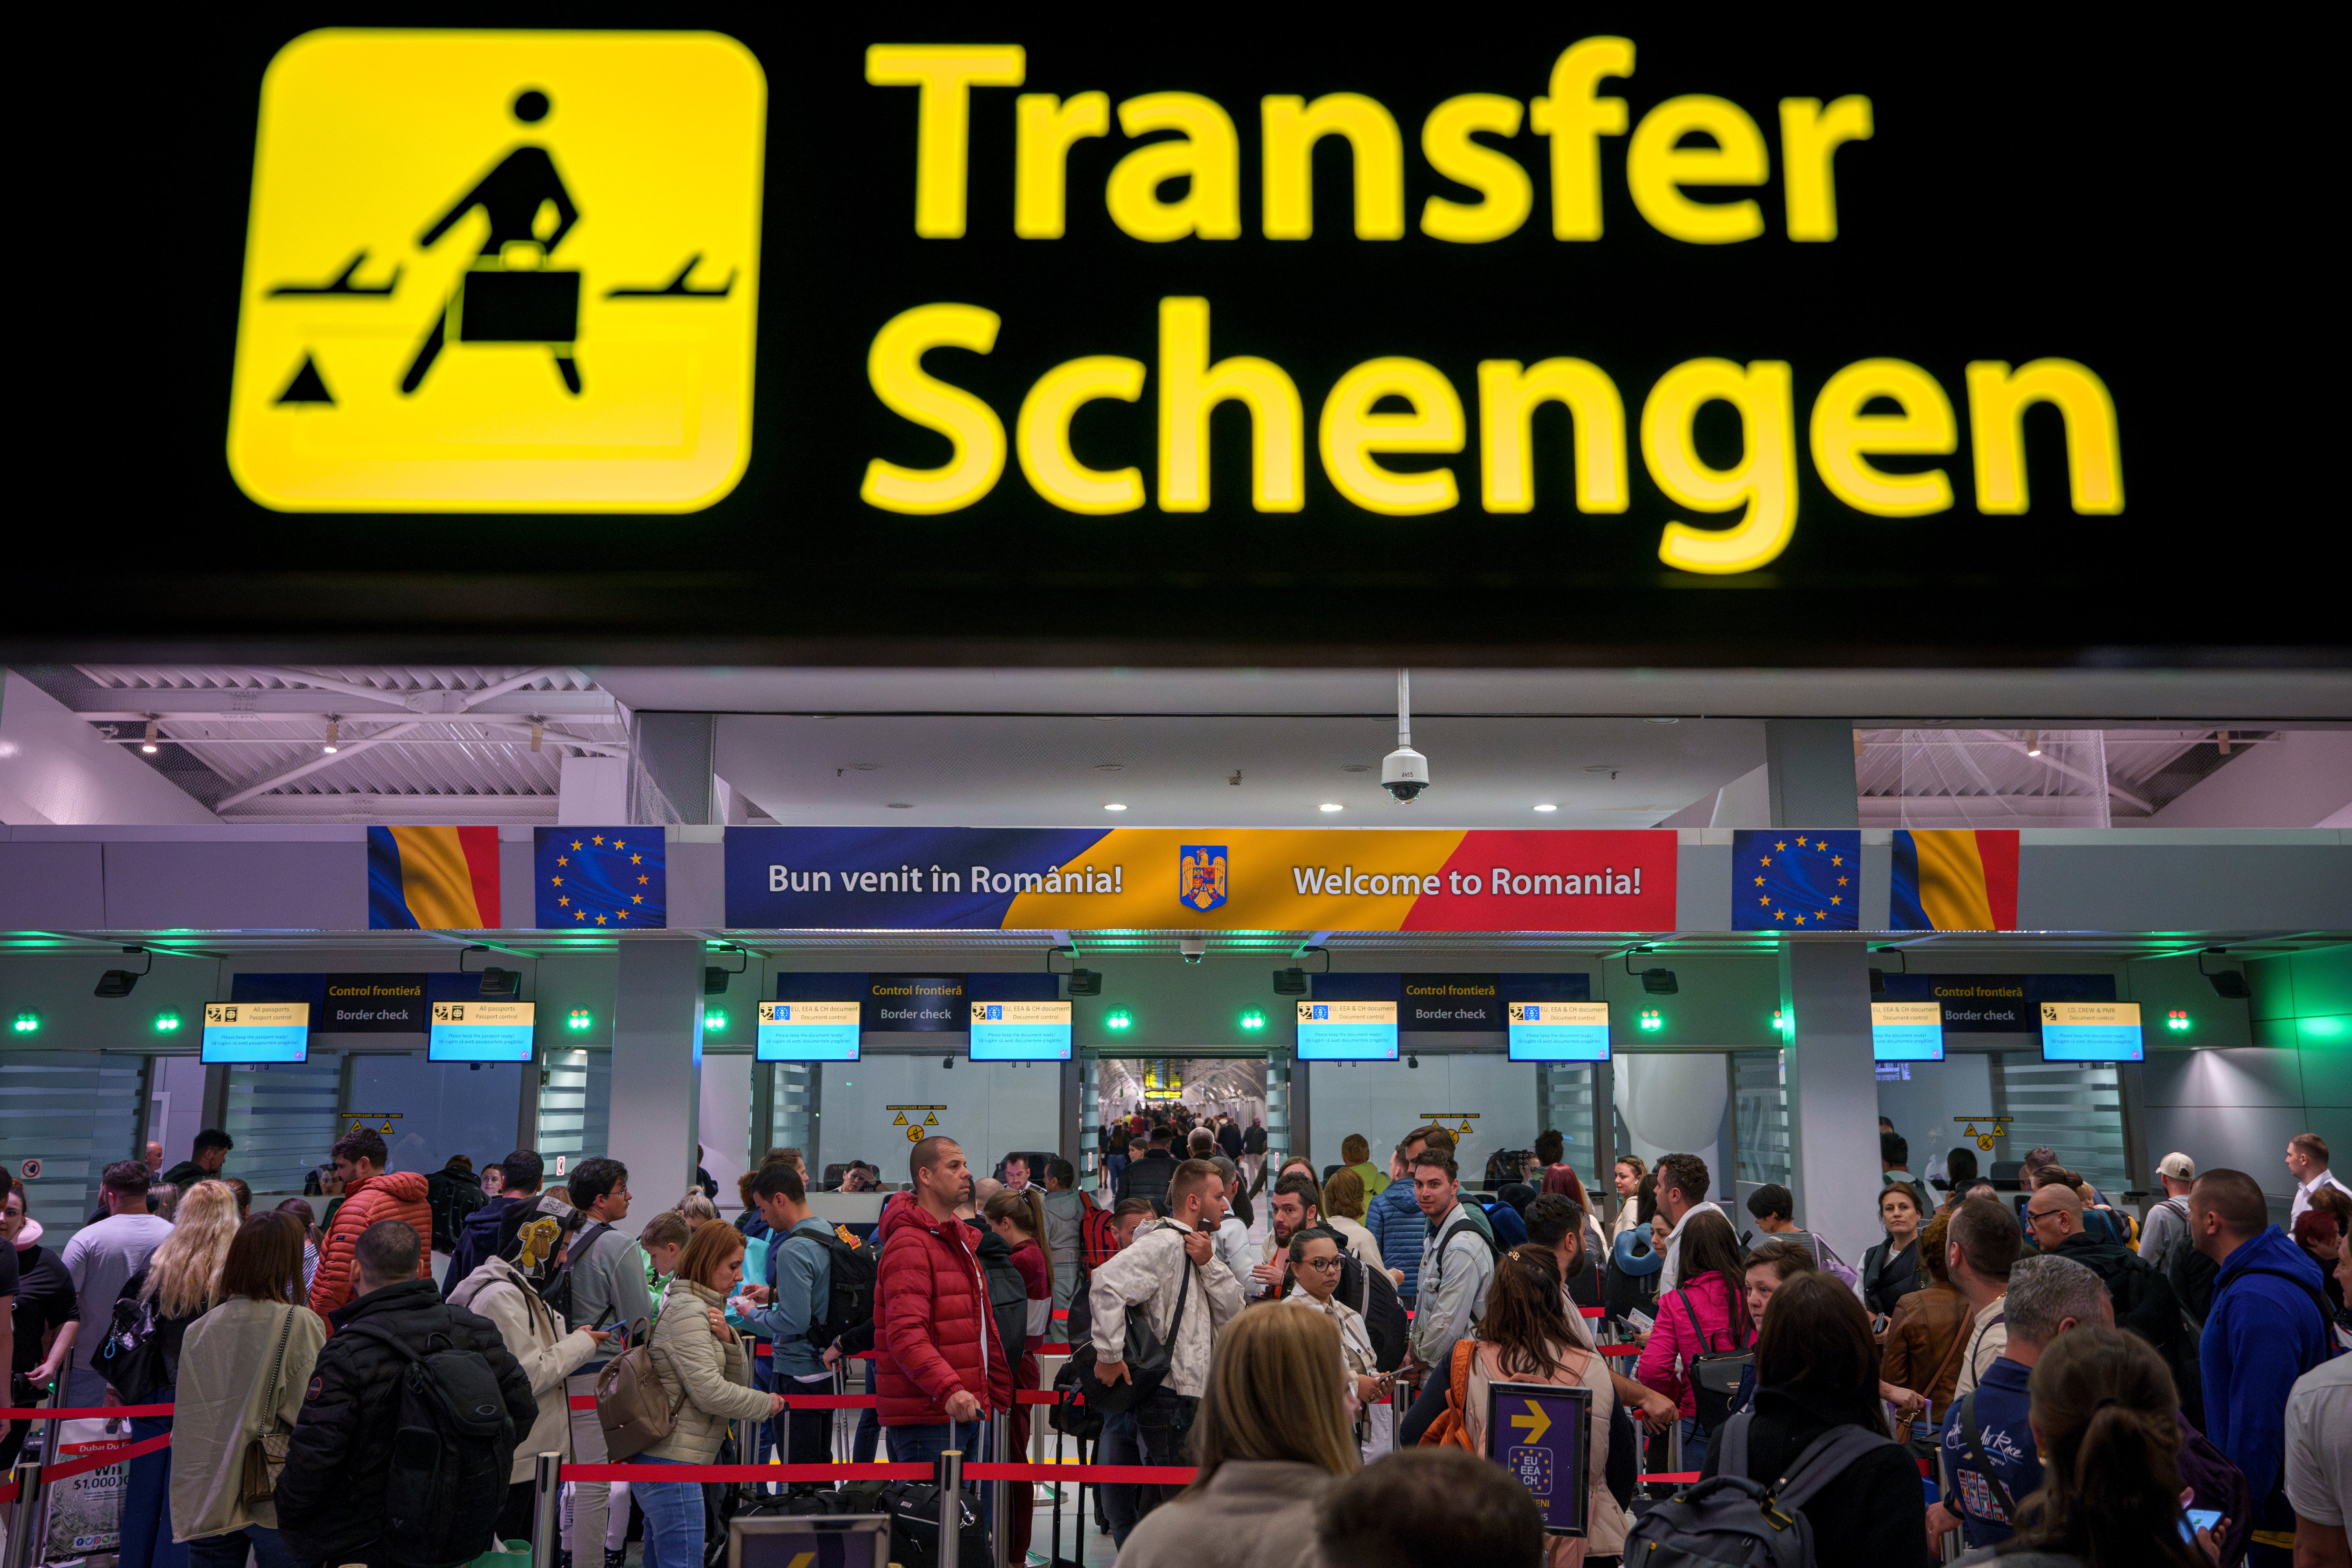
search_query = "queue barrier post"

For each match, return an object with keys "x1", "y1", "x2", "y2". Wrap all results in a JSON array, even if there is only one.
[
  {"x1": 530, "y1": 1450, "x2": 561, "y2": 1568},
  {"x1": 6, "y1": 1455, "x2": 43, "y2": 1568},
  {"x1": 937, "y1": 1447, "x2": 963, "y2": 1568},
  {"x1": 990, "y1": 1414, "x2": 1012, "y2": 1568}
]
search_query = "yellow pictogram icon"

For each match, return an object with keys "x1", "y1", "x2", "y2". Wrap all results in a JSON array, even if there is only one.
[
  {"x1": 228, "y1": 29, "x2": 766, "y2": 512},
  {"x1": 893, "y1": 1112, "x2": 909, "y2": 1127},
  {"x1": 906, "y1": 1125, "x2": 922, "y2": 1144},
  {"x1": 923, "y1": 1112, "x2": 938, "y2": 1127}
]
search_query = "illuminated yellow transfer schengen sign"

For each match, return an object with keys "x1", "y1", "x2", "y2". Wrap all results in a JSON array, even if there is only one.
[{"x1": 228, "y1": 30, "x2": 766, "y2": 511}]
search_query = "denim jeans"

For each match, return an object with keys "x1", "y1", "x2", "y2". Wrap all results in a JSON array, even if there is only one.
[
  {"x1": 1097, "y1": 1410, "x2": 1142, "y2": 1546},
  {"x1": 187, "y1": 1526, "x2": 300, "y2": 1568},
  {"x1": 886, "y1": 1419, "x2": 990, "y2": 1529},
  {"x1": 1679, "y1": 1416, "x2": 1710, "y2": 1476},
  {"x1": 1098, "y1": 1387, "x2": 1195, "y2": 1548},
  {"x1": 851, "y1": 1404, "x2": 880, "y2": 1462},
  {"x1": 633, "y1": 1455, "x2": 705, "y2": 1568},
  {"x1": 120, "y1": 1387, "x2": 185, "y2": 1568}
]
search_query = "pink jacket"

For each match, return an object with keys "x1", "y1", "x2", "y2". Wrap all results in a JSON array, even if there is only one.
[{"x1": 1635, "y1": 1271, "x2": 1750, "y2": 1418}]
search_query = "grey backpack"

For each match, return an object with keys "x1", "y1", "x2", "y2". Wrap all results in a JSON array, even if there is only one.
[{"x1": 1622, "y1": 1410, "x2": 1895, "y2": 1568}]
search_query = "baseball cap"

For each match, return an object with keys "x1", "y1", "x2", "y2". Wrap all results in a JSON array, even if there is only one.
[{"x1": 2157, "y1": 1151, "x2": 2196, "y2": 1180}]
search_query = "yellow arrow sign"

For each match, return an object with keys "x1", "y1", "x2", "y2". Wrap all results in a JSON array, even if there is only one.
[{"x1": 1509, "y1": 1397, "x2": 1551, "y2": 1446}]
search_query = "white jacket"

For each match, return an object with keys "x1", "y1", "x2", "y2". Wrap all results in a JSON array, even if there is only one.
[
  {"x1": 1086, "y1": 1218, "x2": 1245, "y2": 1399},
  {"x1": 444, "y1": 1253, "x2": 601, "y2": 1481}
]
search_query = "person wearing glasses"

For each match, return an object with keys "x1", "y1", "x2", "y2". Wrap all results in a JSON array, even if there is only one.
[{"x1": 1280, "y1": 1227, "x2": 1390, "y2": 1458}]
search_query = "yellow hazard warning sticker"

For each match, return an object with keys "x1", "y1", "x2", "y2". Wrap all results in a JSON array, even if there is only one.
[{"x1": 228, "y1": 29, "x2": 765, "y2": 512}]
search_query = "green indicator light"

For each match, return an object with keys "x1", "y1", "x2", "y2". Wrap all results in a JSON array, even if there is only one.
[
  {"x1": 1105, "y1": 1009, "x2": 1133, "y2": 1031},
  {"x1": 566, "y1": 1008, "x2": 594, "y2": 1032},
  {"x1": 704, "y1": 1008, "x2": 727, "y2": 1031},
  {"x1": 2167, "y1": 1009, "x2": 2191, "y2": 1032},
  {"x1": 1639, "y1": 1009, "x2": 1664, "y2": 1032},
  {"x1": 11, "y1": 1011, "x2": 40, "y2": 1034},
  {"x1": 1239, "y1": 1009, "x2": 1265, "y2": 1031},
  {"x1": 153, "y1": 1012, "x2": 182, "y2": 1033}
]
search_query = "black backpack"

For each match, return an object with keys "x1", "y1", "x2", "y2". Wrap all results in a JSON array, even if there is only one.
[
  {"x1": 347, "y1": 1325, "x2": 517, "y2": 1568},
  {"x1": 1335, "y1": 1252, "x2": 1410, "y2": 1371},
  {"x1": 776, "y1": 1227, "x2": 877, "y2": 1349},
  {"x1": 980, "y1": 1240, "x2": 1031, "y2": 1371},
  {"x1": 1425, "y1": 1213, "x2": 1504, "y2": 1311}
]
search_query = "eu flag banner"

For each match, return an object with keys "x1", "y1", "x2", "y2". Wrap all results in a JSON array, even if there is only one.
[
  {"x1": 1731, "y1": 830, "x2": 1861, "y2": 931},
  {"x1": 535, "y1": 828, "x2": 667, "y2": 928}
]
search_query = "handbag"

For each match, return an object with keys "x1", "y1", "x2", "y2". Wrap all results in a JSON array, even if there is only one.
[
  {"x1": 93, "y1": 1286, "x2": 171, "y2": 1403},
  {"x1": 1074, "y1": 1229, "x2": 1197, "y2": 1417},
  {"x1": 1676, "y1": 1290, "x2": 1752, "y2": 1436},
  {"x1": 595, "y1": 1317, "x2": 685, "y2": 1461},
  {"x1": 241, "y1": 1305, "x2": 299, "y2": 1505}
]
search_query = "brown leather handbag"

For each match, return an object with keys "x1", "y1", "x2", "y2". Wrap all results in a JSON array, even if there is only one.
[{"x1": 240, "y1": 1305, "x2": 298, "y2": 1505}]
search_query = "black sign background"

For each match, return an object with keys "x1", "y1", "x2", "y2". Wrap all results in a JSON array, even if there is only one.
[{"x1": 21, "y1": 10, "x2": 2332, "y2": 664}]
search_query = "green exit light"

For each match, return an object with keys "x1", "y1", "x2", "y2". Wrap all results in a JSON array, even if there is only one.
[
  {"x1": 566, "y1": 1008, "x2": 594, "y2": 1032},
  {"x1": 1238, "y1": 1009, "x2": 1265, "y2": 1032},
  {"x1": 2167, "y1": 1009, "x2": 2191, "y2": 1032},
  {"x1": 704, "y1": 1008, "x2": 728, "y2": 1031},
  {"x1": 1105, "y1": 1009, "x2": 1134, "y2": 1031},
  {"x1": 11, "y1": 1011, "x2": 39, "y2": 1034},
  {"x1": 1639, "y1": 1009, "x2": 1664, "y2": 1032},
  {"x1": 153, "y1": 1012, "x2": 182, "y2": 1033}
]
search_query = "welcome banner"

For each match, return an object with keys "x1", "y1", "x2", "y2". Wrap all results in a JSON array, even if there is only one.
[{"x1": 723, "y1": 827, "x2": 1675, "y2": 931}]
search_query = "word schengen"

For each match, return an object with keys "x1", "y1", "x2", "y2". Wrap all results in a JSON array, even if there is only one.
[{"x1": 857, "y1": 41, "x2": 2122, "y2": 572}]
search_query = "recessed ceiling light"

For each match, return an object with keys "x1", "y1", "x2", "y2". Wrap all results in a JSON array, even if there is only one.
[
  {"x1": 850, "y1": 762, "x2": 880, "y2": 771},
  {"x1": 1319, "y1": 802, "x2": 1344, "y2": 812},
  {"x1": 884, "y1": 802, "x2": 913, "y2": 809},
  {"x1": 1103, "y1": 803, "x2": 1127, "y2": 811},
  {"x1": 1094, "y1": 763, "x2": 1124, "y2": 772},
  {"x1": 1583, "y1": 764, "x2": 1615, "y2": 773},
  {"x1": 1644, "y1": 717, "x2": 1681, "y2": 724},
  {"x1": 1341, "y1": 764, "x2": 1372, "y2": 773},
  {"x1": 1533, "y1": 803, "x2": 1558, "y2": 812}
]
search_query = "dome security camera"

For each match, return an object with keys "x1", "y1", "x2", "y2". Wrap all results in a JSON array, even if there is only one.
[
  {"x1": 1180, "y1": 939, "x2": 1207, "y2": 965},
  {"x1": 1382, "y1": 745, "x2": 1429, "y2": 802}
]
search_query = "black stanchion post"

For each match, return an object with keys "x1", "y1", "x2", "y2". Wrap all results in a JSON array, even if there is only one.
[
  {"x1": 530, "y1": 1451, "x2": 561, "y2": 1568},
  {"x1": 937, "y1": 1447, "x2": 963, "y2": 1568},
  {"x1": 991, "y1": 1414, "x2": 1012, "y2": 1568}
]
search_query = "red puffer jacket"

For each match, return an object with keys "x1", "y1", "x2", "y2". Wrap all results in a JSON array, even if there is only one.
[
  {"x1": 875, "y1": 1192, "x2": 1013, "y2": 1425},
  {"x1": 309, "y1": 1169, "x2": 434, "y2": 1318}
]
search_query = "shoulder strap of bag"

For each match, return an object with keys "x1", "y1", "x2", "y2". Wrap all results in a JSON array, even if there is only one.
[
  {"x1": 1715, "y1": 1408, "x2": 1753, "y2": 1477},
  {"x1": 2231, "y1": 1266, "x2": 2337, "y2": 1336},
  {"x1": 260, "y1": 1304, "x2": 297, "y2": 1421},
  {"x1": 1956, "y1": 1389, "x2": 2018, "y2": 1515},
  {"x1": 1163, "y1": 1245, "x2": 1196, "y2": 1346},
  {"x1": 1923, "y1": 1303, "x2": 1971, "y2": 1396},
  {"x1": 345, "y1": 1321, "x2": 424, "y2": 1365},
  {"x1": 1772, "y1": 1423, "x2": 1897, "y2": 1513},
  {"x1": 1674, "y1": 1287, "x2": 1723, "y2": 1354}
]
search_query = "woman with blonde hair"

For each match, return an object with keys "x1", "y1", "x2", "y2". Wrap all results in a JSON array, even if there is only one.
[
  {"x1": 1318, "y1": 1168, "x2": 1385, "y2": 1271},
  {"x1": 1113, "y1": 1305, "x2": 1359, "y2": 1568},
  {"x1": 672, "y1": 1191, "x2": 719, "y2": 1226},
  {"x1": 119, "y1": 1179, "x2": 242, "y2": 1568},
  {"x1": 983, "y1": 1186, "x2": 1052, "y2": 1565},
  {"x1": 170, "y1": 1212, "x2": 324, "y2": 1568},
  {"x1": 636, "y1": 1220, "x2": 788, "y2": 1568}
]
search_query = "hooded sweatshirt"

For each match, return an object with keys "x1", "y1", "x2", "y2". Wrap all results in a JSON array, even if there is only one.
[
  {"x1": 444, "y1": 1253, "x2": 601, "y2": 1481},
  {"x1": 2200, "y1": 1227, "x2": 2334, "y2": 1517}
]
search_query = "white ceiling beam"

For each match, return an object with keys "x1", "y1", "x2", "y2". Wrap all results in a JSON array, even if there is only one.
[
  {"x1": 211, "y1": 669, "x2": 576, "y2": 809},
  {"x1": 75, "y1": 692, "x2": 616, "y2": 719},
  {"x1": 1969, "y1": 730, "x2": 2157, "y2": 815}
]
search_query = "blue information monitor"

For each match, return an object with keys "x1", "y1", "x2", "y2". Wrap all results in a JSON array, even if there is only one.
[
  {"x1": 2040, "y1": 1001, "x2": 2144, "y2": 1062},
  {"x1": 1296, "y1": 1000, "x2": 1399, "y2": 1061},
  {"x1": 968, "y1": 1000, "x2": 1072, "y2": 1061},
  {"x1": 1507, "y1": 1001, "x2": 1611, "y2": 1062},
  {"x1": 428, "y1": 1001, "x2": 535, "y2": 1063},
  {"x1": 757, "y1": 1001, "x2": 862, "y2": 1061},
  {"x1": 202, "y1": 1002, "x2": 310, "y2": 1064},
  {"x1": 1871, "y1": 1002, "x2": 1946, "y2": 1062}
]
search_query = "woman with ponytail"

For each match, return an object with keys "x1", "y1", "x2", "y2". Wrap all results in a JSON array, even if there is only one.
[
  {"x1": 1958, "y1": 1324, "x2": 2223, "y2": 1568},
  {"x1": 983, "y1": 1185, "x2": 1052, "y2": 1565}
]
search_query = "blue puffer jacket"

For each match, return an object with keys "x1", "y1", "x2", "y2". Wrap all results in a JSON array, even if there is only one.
[
  {"x1": 1368, "y1": 1179, "x2": 1430, "y2": 1304},
  {"x1": 2199, "y1": 1226, "x2": 2336, "y2": 1511}
]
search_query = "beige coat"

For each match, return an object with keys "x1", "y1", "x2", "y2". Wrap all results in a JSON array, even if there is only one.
[
  {"x1": 1462, "y1": 1338, "x2": 1628, "y2": 1565},
  {"x1": 444, "y1": 1253, "x2": 602, "y2": 1482},
  {"x1": 170, "y1": 1298, "x2": 326, "y2": 1541},
  {"x1": 644, "y1": 1278, "x2": 771, "y2": 1463},
  {"x1": 1111, "y1": 1460, "x2": 1332, "y2": 1568}
]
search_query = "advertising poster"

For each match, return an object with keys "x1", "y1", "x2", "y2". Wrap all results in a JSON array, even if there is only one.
[{"x1": 42, "y1": 1418, "x2": 132, "y2": 1558}]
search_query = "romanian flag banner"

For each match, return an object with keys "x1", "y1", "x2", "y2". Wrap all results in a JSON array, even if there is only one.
[
  {"x1": 367, "y1": 826, "x2": 501, "y2": 929},
  {"x1": 1730, "y1": 829, "x2": 1860, "y2": 930},
  {"x1": 1890, "y1": 829, "x2": 2020, "y2": 931},
  {"x1": 535, "y1": 828, "x2": 667, "y2": 928},
  {"x1": 723, "y1": 827, "x2": 1676, "y2": 931}
]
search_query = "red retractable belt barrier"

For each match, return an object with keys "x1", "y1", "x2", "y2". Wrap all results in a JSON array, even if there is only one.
[
  {"x1": 559, "y1": 1459, "x2": 1198, "y2": 1484},
  {"x1": 0, "y1": 1406, "x2": 177, "y2": 1420},
  {"x1": 42, "y1": 1433, "x2": 172, "y2": 1479}
]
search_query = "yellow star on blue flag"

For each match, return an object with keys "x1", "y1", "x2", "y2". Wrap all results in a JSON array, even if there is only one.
[
  {"x1": 535, "y1": 827, "x2": 666, "y2": 928},
  {"x1": 1732, "y1": 829, "x2": 1860, "y2": 930}
]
